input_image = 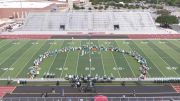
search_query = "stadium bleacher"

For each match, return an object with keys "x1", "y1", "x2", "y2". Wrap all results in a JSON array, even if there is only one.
[{"x1": 19, "y1": 11, "x2": 156, "y2": 32}]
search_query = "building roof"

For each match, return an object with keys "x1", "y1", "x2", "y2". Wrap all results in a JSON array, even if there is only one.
[{"x1": 0, "y1": 1, "x2": 53, "y2": 8}]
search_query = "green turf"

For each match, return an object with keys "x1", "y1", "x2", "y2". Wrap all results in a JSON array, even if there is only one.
[{"x1": 0, "y1": 39, "x2": 179, "y2": 79}]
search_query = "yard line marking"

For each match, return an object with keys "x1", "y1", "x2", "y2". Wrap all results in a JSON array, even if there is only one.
[
  {"x1": 124, "y1": 41, "x2": 152, "y2": 78},
  {"x1": 0, "y1": 40, "x2": 11, "y2": 49},
  {"x1": 123, "y1": 54, "x2": 136, "y2": 77},
  {"x1": 0, "y1": 41, "x2": 27, "y2": 65},
  {"x1": 150, "y1": 48, "x2": 179, "y2": 77},
  {"x1": 32, "y1": 40, "x2": 57, "y2": 78},
  {"x1": 103, "y1": 40, "x2": 121, "y2": 77},
  {"x1": 150, "y1": 42, "x2": 180, "y2": 77},
  {"x1": 115, "y1": 40, "x2": 136, "y2": 78},
  {"x1": 0, "y1": 41, "x2": 35, "y2": 78},
  {"x1": 110, "y1": 51, "x2": 121, "y2": 78},
  {"x1": 108, "y1": 41, "x2": 121, "y2": 78},
  {"x1": 166, "y1": 41, "x2": 180, "y2": 54},
  {"x1": 98, "y1": 40, "x2": 106, "y2": 76},
  {"x1": 75, "y1": 40, "x2": 81, "y2": 75},
  {"x1": 15, "y1": 41, "x2": 47, "y2": 78},
  {"x1": 117, "y1": 41, "x2": 136, "y2": 77},
  {"x1": 155, "y1": 43, "x2": 180, "y2": 64},
  {"x1": 88, "y1": 40, "x2": 92, "y2": 76},
  {"x1": 120, "y1": 40, "x2": 151, "y2": 77},
  {"x1": 47, "y1": 40, "x2": 64, "y2": 74},
  {"x1": 60, "y1": 43, "x2": 70, "y2": 78},
  {"x1": 169, "y1": 41, "x2": 180, "y2": 49},
  {"x1": 133, "y1": 41, "x2": 166, "y2": 77},
  {"x1": 0, "y1": 41, "x2": 28, "y2": 77}
]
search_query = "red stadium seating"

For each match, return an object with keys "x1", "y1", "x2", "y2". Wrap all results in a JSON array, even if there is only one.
[
  {"x1": 0, "y1": 34, "x2": 52, "y2": 39},
  {"x1": 173, "y1": 86, "x2": 180, "y2": 93},
  {"x1": 0, "y1": 34, "x2": 180, "y2": 39},
  {"x1": 0, "y1": 86, "x2": 15, "y2": 97},
  {"x1": 128, "y1": 34, "x2": 180, "y2": 39}
]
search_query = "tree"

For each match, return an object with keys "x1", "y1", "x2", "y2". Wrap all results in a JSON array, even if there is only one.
[
  {"x1": 155, "y1": 15, "x2": 179, "y2": 28},
  {"x1": 56, "y1": 81, "x2": 59, "y2": 86},
  {"x1": 88, "y1": 7, "x2": 92, "y2": 10},
  {"x1": 156, "y1": 9, "x2": 170, "y2": 15},
  {"x1": 121, "y1": 81, "x2": 126, "y2": 86},
  {"x1": 94, "y1": 6, "x2": 98, "y2": 9},
  {"x1": 81, "y1": 7, "x2": 85, "y2": 9},
  {"x1": 175, "y1": 0, "x2": 180, "y2": 7},
  {"x1": 73, "y1": 4, "x2": 80, "y2": 10},
  {"x1": 104, "y1": 5, "x2": 109, "y2": 9},
  {"x1": 167, "y1": 0, "x2": 176, "y2": 6},
  {"x1": 98, "y1": 6, "x2": 103, "y2": 10}
]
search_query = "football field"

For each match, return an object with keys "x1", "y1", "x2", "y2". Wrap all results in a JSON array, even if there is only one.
[{"x1": 0, "y1": 39, "x2": 179, "y2": 79}]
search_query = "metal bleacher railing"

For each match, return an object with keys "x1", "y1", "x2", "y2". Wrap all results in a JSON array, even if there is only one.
[
  {"x1": 1, "y1": 77, "x2": 180, "y2": 82},
  {"x1": 1, "y1": 97, "x2": 180, "y2": 101}
]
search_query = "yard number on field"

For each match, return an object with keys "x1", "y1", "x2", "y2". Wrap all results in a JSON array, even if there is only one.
[
  {"x1": 113, "y1": 67, "x2": 124, "y2": 70},
  {"x1": 85, "y1": 67, "x2": 95, "y2": 71}
]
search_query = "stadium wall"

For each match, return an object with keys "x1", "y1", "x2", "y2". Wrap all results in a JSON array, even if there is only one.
[{"x1": 0, "y1": 34, "x2": 180, "y2": 39}]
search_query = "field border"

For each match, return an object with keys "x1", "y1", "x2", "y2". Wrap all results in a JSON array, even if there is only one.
[{"x1": 0, "y1": 34, "x2": 180, "y2": 39}]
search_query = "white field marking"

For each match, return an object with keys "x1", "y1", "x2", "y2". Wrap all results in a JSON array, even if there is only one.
[
  {"x1": 110, "y1": 50, "x2": 121, "y2": 78},
  {"x1": 166, "y1": 67, "x2": 177, "y2": 70},
  {"x1": 123, "y1": 54, "x2": 136, "y2": 78},
  {"x1": 88, "y1": 40, "x2": 92, "y2": 76},
  {"x1": 148, "y1": 44, "x2": 180, "y2": 77},
  {"x1": 105, "y1": 40, "x2": 121, "y2": 77},
  {"x1": 0, "y1": 40, "x2": 11, "y2": 49},
  {"x1": 169, "y1": 41, "x2": 180, "y2": 48},
  {"x1": 140, "y1": 41, "x2": 148, "y2": 44},
  {"x1": 134, "y1": 41, "x2": 166, "y2": 77},
  {"x1": 107, "y1": 41, "x2": 121, "y2": 78},
  {"x1": 0, "y1": 68, "x2": 14, "y2": 71},
  {"x1": 12, "y1": 42, "x2": 20, "y2": 45},
  {"x1": 115, "y1": 40, "x2": 136, "y2": 78},
  {"x1": 0, "y1": 41, "x2": 27, "y2": 65},
  {"x1": 15, "y1": 41, "x2": 46, "y2": 78},
  {"x1": 75, "y1": 40, "x2": 81, "y2": 75},
  {"x1": 122, "y1": 41, "x2": 151, "y2": 77},
  {"x1": 0, "y1": 42, "x2": 35, "y2": 77},
  {"x1": 49, "y1": 42, "x2": 57, "y2": 45},
  {"x1": 98, "y1": 40, "x2": 106, "y2": 76},
  {"x1": 122, "y1": 41, "x2": 152, "y2": 78},
  {"x1": 150, "y1": 41, "x2": 180, "y2": 76},
  {"x1": 47, "y1": 39, "x2": 180, "y2": 41},
  {"x1": 130, "y1": 43, "x2": 154, "y2": 77},
  {"x1": 46, "y1": 41, "x2": 64, "y2": 75},
  {"x1": 34, "y1": 41, "x2": 56, "y2": 77},
  {"x1": 32, "y1": 42, "x2": 39, "y2": 45},
  {"x1": 158, "y1": 41, "x2": 166, "y2": 44},
  {"x1": 56, "y1": 67, "x2": 62, "y2": 71},
  {"x1": 122, "y1": 41, "x2": 129, "y2": 44},
  {"x1": 155, "y1": 41, "x2": 180, "y2": 64},
  {"x1": 60, "y1": 48, "x2": 70, "y2": 78}
]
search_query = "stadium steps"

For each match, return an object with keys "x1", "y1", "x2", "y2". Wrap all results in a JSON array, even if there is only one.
[
  {"x1": 0, "y1": 86, "x2": 16, "y2": 97},
  {"x1": 173, "y1": 86, "x2": 180, "y2": 93}
]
